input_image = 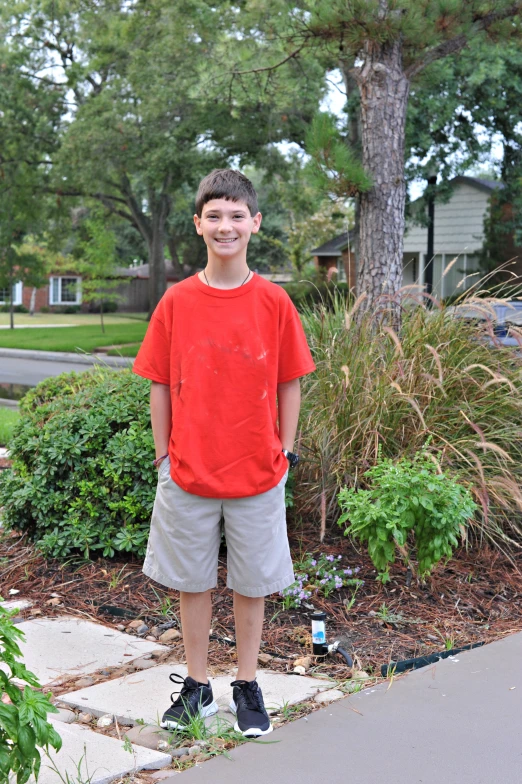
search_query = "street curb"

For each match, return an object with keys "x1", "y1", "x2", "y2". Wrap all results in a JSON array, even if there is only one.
[{"x1": 0, "y1": 348, "x2": 134, "y2": 367}]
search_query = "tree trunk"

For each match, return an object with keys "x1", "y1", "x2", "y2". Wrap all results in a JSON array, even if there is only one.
[
  {"x1": 147, "y1": 193, "x2": 171, "y2": 319},
  {"x1": 29, "y1": 287, "x2": 36, "y2": 316},
  {"x1": 340, "y1": 59, "x2": 362, "y2": 279},
  {"x1": 356, "y1": 39, "x2": 410, "y2": 325},
  {"x1": 166, "y1": 234, "x2": 185, "y2": 279}
]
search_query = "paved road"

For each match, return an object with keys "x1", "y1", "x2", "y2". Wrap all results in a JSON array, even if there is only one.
[
  {"x1": 0, "y1": 356, "x2": 127, "y2": 387},
  {"x1": 176, "y1": 632, "x2": 522, "y2": 784}
]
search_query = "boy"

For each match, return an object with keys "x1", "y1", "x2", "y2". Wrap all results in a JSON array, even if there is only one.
[{"x1": 133, "y1": 169, "x2": 315, "y2": 737}]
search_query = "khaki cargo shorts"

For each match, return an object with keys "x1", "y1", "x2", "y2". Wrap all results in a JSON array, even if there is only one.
[{"x1": 143, "y1": 458, "x2": 294, "y2": 598}]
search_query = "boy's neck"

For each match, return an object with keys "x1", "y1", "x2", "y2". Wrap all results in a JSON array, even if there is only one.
[{"x1": 199, "y1": 256, "x2": 251, "y2": 290}]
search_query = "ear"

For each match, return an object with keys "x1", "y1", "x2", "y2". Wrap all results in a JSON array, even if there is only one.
[
  {"x1": 251, "y1": 212, "x2": 262, "y2": 234},
  {"x1": 193, "y1": 214, "x2": 203, "y2": 235}
]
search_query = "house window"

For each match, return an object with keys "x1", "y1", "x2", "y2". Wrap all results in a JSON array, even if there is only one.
[
  {"x1": 49, "y1": 277, "x2": 82, "y2": 305},
  {"x1": 0, "y1": 282, "x2": 23, "y2": 306}
]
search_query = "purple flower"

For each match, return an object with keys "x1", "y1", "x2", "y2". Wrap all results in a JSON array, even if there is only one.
[
  {"x1": 344, "y1": 568, "x2": 353, "y2": 576},
  {"x1": 310, "y1": 560, "x2": 316, "y2": 567},
  {"x1": 326, "y1": 555, "x2": 334, "y2": 562},
  {"x1": 355, "y1": 567, "x2": 361, "y2": 573},
  {"x1": 320, "y1": 579, "x2": 327, "y2": 584},
  {"x1": 337, "y1": 555, "x2": 342, "y2": 560}
]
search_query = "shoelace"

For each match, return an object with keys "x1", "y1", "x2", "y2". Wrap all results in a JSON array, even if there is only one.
[
  {"x1": 168, "y1": 673, "x2": 199, "y2": 706},
  {"x1": 234, "y1": 680, "x2": 264, "y2": 712}
]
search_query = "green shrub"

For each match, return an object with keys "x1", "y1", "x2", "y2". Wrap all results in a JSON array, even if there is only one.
[
  {"x1": 283, "y1": 280, "x2": 350, "y2": 310},
  {"x1": 39, "y1": 307, "x2": 49, "y2": 314},
  {"x1": 0, "y1": 305, "x2": 28, "y2": 314},
  {"x1": 0, "y1": 368, "x2": 156, "y2": 558},
  {"x1": 0, "y1": 408, "x2": 20, "y2": 447},
  {"x1": 88, "y1": 300, "x2": 118, "y2": 314},
  {"x1": 337, "y1": 449, "x2": 477, "y2": 582},
  {"x1": 0, "y1": 602, "x2": 62, "y2": 783},
  {"x1": 297, "y1": 292, "x2": 522, "y2": 548}
]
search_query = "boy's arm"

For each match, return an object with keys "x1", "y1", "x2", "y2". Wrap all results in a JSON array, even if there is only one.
[
  {"x1": 150, "y1": 381, "x2": 172, "y2": 464},
  {"x1": 277, "y1": 378, "x2": 301, "y2": 452}
]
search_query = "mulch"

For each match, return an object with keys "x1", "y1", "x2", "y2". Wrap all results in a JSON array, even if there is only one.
[{"x1": 1, "y1": 523, "x2": 521, "y2": 682}]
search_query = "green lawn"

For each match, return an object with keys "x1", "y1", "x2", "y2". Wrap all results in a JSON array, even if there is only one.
[
  {"x1": 0, "y1": 313, "x2": 147, "y2": 327},
  {"x1": 0, "y1": 408, "x2": 20, "y2": 446},
  {"x1": 0, "y1": 323, "x2": 147, "y2": 353},
  {"x1": 107, "y1": 343, "x2": 142, "y2": 357}
]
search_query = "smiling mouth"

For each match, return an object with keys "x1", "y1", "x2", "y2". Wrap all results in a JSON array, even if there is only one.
[{"x1": 215, "y1": 238, "x2": 238, "y2": 243}]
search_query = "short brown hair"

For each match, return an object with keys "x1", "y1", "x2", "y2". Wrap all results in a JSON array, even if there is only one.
[{"x1": 195, "y1": 169, "x2": 258, "y2": 217}]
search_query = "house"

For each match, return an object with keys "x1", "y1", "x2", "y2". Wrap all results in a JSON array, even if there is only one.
[
  {"x1": 311, "y1": 176, "x2": 522, "y2": 299},
  {"x1": 0, "y1": 262, "x2": 182, "y2": 313}
]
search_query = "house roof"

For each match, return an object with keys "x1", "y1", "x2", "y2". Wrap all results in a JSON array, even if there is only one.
[
  {"x1": 311, "y1": 231, "x2": 349, "y2": 256},
  {"x1": 450, "y1": 175, "x2": 504, "y2": 194},
  {"x1": 115, "y1": 263, "x2": 180, "y2": 281}
]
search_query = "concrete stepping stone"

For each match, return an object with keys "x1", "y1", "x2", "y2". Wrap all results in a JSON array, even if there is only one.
[
  {"x1": 36, "y1": 719, "x2": 171, "y2": 784},
  {"x1": 4, "y1": 617, "x2": 166, "y2": 686},
  {"x1": 60, "y1": 664, "x2": 326, "y2": 726}
]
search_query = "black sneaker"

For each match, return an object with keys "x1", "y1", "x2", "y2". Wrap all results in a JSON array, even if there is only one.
[
  {"x1": 160, "y1": 673, "x2": 218, "y2": 730},
  {"x1": 229, "y1": 679, "x2": 272, "y2": 737}
]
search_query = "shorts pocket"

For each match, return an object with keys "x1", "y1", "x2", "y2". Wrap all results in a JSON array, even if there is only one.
[{"x1": 158, "y1": 456, "x2": 171, "y2": 479}]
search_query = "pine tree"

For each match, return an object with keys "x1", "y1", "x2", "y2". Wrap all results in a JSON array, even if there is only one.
[{"x1": 236, "y1": 1, "x2": 522, "y2": 322}]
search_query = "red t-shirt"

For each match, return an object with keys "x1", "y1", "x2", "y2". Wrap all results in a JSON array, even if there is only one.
[{"x1": 133, "y1": 272, "x2": 315, "y2": 498}]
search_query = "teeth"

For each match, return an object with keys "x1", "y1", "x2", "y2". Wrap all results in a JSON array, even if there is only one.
[{"x1": 216, "y1": 238, "x2": 236, "y2": 242}]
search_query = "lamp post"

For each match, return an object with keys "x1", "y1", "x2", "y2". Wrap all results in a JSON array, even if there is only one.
[{"x1": 425, "y1": 172, "x2": 437, "y2": 298}]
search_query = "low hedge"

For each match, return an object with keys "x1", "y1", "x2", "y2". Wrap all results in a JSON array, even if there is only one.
[{"x1": 0, "y1": 368, "x2": 156, "y2": 558}]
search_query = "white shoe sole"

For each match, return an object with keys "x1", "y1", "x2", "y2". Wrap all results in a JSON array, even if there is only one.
[
  {"x1": 160, "y1": 700, "x2": 218, "y2": 730},
  {"x1": 229, "y1": 700, "x2": 273, "y2": 737}
]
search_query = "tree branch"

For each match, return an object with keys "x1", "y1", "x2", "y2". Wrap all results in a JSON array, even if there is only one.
[
  {"x1": 405, "y1": 2, "x2": 522, "y2": 79},
  {"x1": 230, "y1": 43, "x2": 307, "y2": 75}
]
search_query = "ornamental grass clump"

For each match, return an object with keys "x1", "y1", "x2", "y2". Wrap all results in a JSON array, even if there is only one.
[
  {"x1": 0, "y1": 368, "x2": 156, "y2": 558},
  {"x1": 297, "y1": 289, "x2": 522, "y2": 549}
]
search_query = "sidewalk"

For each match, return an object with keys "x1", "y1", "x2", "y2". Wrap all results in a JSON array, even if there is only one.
[
  {"x1": 0, "y1": 347, "x2": 133, "y2": 367},
  {"x1": 177, "y1": 632, "x2": 522, "y2": 784}
]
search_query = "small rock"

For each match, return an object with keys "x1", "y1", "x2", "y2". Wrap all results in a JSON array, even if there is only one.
[
  {"x1": 116, "y1": 624, "x2": 126, "y2": 632},
  {"x1": 171, "y1": 746, "x2": 191, "y2": 758},
  {"x1": 188, "y1": 745, "x2": 199, "y2": 756},
  {"x1": 150, "y1": 627, "x2": 160, "y2": 637},
  {"x1": 352, "y1": 670, "x2": 369, "y2": 680},
  {"x1": 128, "y1": 619, "x2": 144, "y2": 629},
  {"x1": 78, "y1": 713, "x2": 93, "y2": 724},
  {"x1": 146, "y1": 636, "x2": 157, "y2": 642},
  {"x1": 8, "y1": 589, "x2": 20, "y2": 596},
  {"x1": 150, "y1": 771, "x2": 175, "y2": 781},
  {"x1": 368, "y1": 610, "x2": 377, "y2": 617},
  {"x1": 53, "y1": 708, "x2": 76, "y2": 724},
  {"x1": 159, "y1": 628, "x2": 181, "y2": 644},
  {"x1": 46, "y1": 597, "x2": 62, "y2": 607},
  {"x1": 293, "y1": 665, "x2": 306, "y2": 676},
  {"x1": 427, "y1": 634, "x2": 439, "y2": 642},
  {"x1": 157, "y1": 740, "x2": 170, "y2": 752},
  {"x1": 293, "y1": 656, "x2": 312, "y2": 671},
  {"x1": 314, "y1": 689, "x2": 344, "y2": 705},
  {"x1": 136, "y1": 624, "x2": 149, "y2": 635},
  {"x1": 151, "y1": 649, "x2": 165, "y2": 659},
  {"x1": 75, "y1": 676, "x2": 95, "y2": 688},
  {"x1": 50, "y1": 592, "x2": 61, "y2": 599},
  {"x1": 30, "y1": 608, "x2": 42, "y2": 616},
  {"x1": 192, "y1": 740, "x2": 208, "y2": 748},
  {"x1": 99, "y1": 669, "x2": 112, "y2": 677},
  {"x1": 124, "y1": 725, "x2": 168, "y2": 751},
  {"x1": 96, "y1": 714, "x2": 114, "y2": 728},
  {"x1": 258, "y1": 653, "x2": 273, "y2": 665},
  {"x1": 132, "y1": 657, "x2": 157, "y2": 670}
]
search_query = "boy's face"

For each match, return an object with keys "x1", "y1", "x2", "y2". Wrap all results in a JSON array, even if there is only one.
[{"x1": 194, "y1": 198, "x2": 262, "y2": 261}]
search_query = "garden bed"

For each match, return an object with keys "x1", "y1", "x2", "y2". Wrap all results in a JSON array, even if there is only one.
[{"x1": 1, "y1": 525, "x2": 520, "y2": 680}]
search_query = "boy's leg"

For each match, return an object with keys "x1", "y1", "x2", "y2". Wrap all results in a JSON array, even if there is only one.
[
  {"x1": 233, "y1": 592, "x2": 265, "y2": 682},
  {"x1": 180, "y1": 589, "x2": 212, "y2": 683}
]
